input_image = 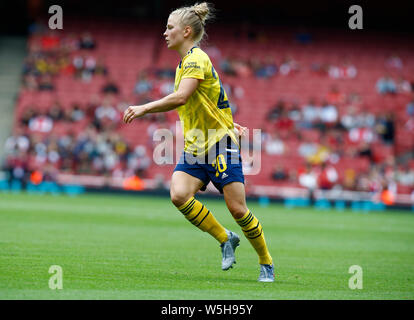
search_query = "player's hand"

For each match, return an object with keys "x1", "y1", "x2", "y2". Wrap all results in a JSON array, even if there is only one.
[
  {"x1": 123, "y1": 105, "x2": 147, "y2": 124},
  {"x1": 234, "y1": 122, "x2": 247, "y2": 137}
]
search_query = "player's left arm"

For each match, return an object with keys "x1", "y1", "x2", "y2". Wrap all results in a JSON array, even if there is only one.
[
  {"x1": 234, "y1": 122, "x2": 247, "y2": 137},
  {"x1": 123, "y1": 78, "x2": 200, "y2": 124}
]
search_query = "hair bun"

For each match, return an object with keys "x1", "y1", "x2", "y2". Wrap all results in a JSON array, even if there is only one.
[{"x1": 192, "y1": 2, "x2": 211, "y2": 24}]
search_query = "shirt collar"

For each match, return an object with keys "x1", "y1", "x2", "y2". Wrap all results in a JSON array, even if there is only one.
[{"x1": 179, "y1": 46, "x2": 198, "y2": 69}]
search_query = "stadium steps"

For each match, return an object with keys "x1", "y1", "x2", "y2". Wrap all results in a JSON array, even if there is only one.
[{"x1": 0, "y1": 36, "x2": 27, "y2": 163}]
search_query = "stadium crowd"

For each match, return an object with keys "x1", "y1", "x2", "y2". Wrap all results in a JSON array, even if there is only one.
[{"x1": 2, "y1": 24, "x2": 414, "y2": 197}]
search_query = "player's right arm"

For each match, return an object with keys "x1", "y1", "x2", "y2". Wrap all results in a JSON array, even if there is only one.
[{"x1": 123, "y1": 78, "x2": 200, "y2": 124}]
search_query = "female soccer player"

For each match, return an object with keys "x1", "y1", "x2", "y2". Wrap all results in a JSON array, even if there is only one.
[{"x1": 123, "y1": 2, "x2": 274, "y2": 282}]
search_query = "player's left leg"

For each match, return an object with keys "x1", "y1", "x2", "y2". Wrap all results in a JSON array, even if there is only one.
[
  {"x1": 223, "y1": 182, "x2": 275, "y2": 282},
  {"x1": 171, "y1": 170, "x2": 229, "y2": 244}
]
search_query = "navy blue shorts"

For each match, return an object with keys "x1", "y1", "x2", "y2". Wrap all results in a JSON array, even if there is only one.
[{"x1": 174, "y1": 135, "x2": 245, "y2": 194}]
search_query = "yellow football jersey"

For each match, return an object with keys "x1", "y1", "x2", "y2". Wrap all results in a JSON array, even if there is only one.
[{"x1": 174, "y1": 46, "x2": 238, "y2": 156}]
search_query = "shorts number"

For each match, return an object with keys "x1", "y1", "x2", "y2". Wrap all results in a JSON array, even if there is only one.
[
  {"x1": 212, "y1": 154, "x2": 227, "y2": 177},
  {"x1": 217, "y1": 154, "x2": 227, "y2": 172}
]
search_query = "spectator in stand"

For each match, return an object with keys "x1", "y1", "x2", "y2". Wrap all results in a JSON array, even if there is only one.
[
  {"x1": 307, "y1": 141, "x2": 331, "y2": 166},
  {"x1": 62, "y1": 108, "x2": 73, "y2": 122},
  {"x1": 342, "y1": 60, "x2": 357, "y2": 78},
  {"x1": 310, "y1": 61, "x2": 329, "y2": 76},
  {"x1": 355, "y1": 173, "x2": 370, "y2": 192},
  {"x1": 47, "y1": 101, "x2": 65, "y2": 121},
  {"x1": 20, "y1": 107, "x2": 37, "y2": 127},
  {"x1": 396, "y1": 76, "x2": 412, "y2": 94},
  {"x1": 57, "y1": 52, "x2": 75, "y2": 76},
  {"x1": 407, "y1": 98, "x2": 414, "y2": 117},
  {"x1": 279, "y1": 55, "x2": 299, "y2": 76},
  {"x1": 79, "y1": 32, "x2": 96, "y2": 50},
  {"x1": 396, "y1": 166, "x2": 414, "y2": 186},
  {"x1": 220, "y1": 57, "x2": 237, "y2": 76},
  {"x1": 328, "y1": 60, "x2": 357, "y2": 79},
  {"x1": 253, "y1": 56, "x2": 277, "y2": 78},
  {"x1": 38, "y1": 74, "x2": 54, "y2": 91},
  {"x1": 267, "y1": 99, "x2": 285, "y2": 121},
  {"x1": 287, "y1": 101, "x2": 302, "y2": 123},
  {"x1": 134, "y1": 71, "x2": 153, "y2": 95},
  {"x1": 318, "y1": 162, "x2": 338, "y2": 190},
  {"x1": 346, "y1": 92, "x2": 363, "y2": 108},
  {"x1": 265, "y1": 132, "x2": 285, "y2": 155},
  {"x1": 271, "y1": 164, "x2": 289, "y2": 181},
  {"x1": 72, "y1": 54, "x2": 84, "y2": 79},
  {"x1": 386, "y1": 54, "x2": 403, "y2": 70},
  {"x1": 298, "y1": 138, "x2": 318, "y2": 161},
  {"x1": 300, "y1": 98, "x2": 320, "y2": 129},
  {"x1": 102, "y1": 78, "x2": 119, "y2": 95},
  {"x1": 4, "y1": 129, "x2": 30, "y2": 155},
  {"x1": 94, "y1": 98, "x2": 120, "y2": 130},
  {"x1": 46, "y1": 139, "x2": 61, "y2": 166},
  {"x1": 275, "y1": 109, "x2": 294, "y2": 132},
  {"x1": 376, "y1": 75, "x2": 397, "y2": 94},
  {"x1": 57, "y1": 132, "x2": 75, "y2": 161},
  {"x1": 343, "y1": 168, "x2": 356, "y2": 190},
  {"x1": 80, "y1": 55, "x2": 96, "y2": 82},
  {"x1": 85, "y1": 94, "x2": 100, "y2": 119},
  {"x1": 84, "y1": 55, "x2": 96, "y2": 73},
  {"x1": 42, "y1": 164, "x2": 59, "y2": 182},
  {"x1": 22, "y1": 55, "x2": 37, "y2": 76},
  {"x1": 319, "y1": 100, "x2": 338, "y2": 128},
  {"x1": 70, "y1": 103, "x2": 85, "y2": 122},
  {"x1": 40, "y1": 30, "x2": 60, "y2": 51},
  {"x1": 22, "y1": 74, "x2": 38, "y2": 90},
  {"x1": 233, "y1": 84, "x2": 245, "y2": 100},
  {"x1": 61, "y1": 33, "x2": 80, "y2": 51},
  {"x1": 94, "y1": 56, "x2": 108, "y2": 76},
  {"x1": 405, "y1": 114, "x2": 414, "y2": 131},
  {"x1": 358, "y1": 141, "x2": 374, "y2": 162},
  {"x1": 4, "y1": 150, "x2": 29, "y2": 187},
  {"x1": 126, "y1": 145, "x2": 151, "y2": 178},
  {"x1": 298, "y1": 163, "x2": 318, "y2": 201},
  {"x1": 376, "y1": 113, "x2": 395, "y2": 144},
  {"x1": 28, "y1": 112, "x2": 53, "y2": 133},
  {"x1": 358, "y1": 111, "x2": 376, "y2": 129},
  {"x1": 112, "y1": 134, "x2": 129, "y2": 161},
  {"x1": 232, "y1": 57, "x2": 251, "y2": 77},
  {"x1": 160, "y1": 80, "x2": 175, "y2": 96},
  {"x1": 341, "y1": 106, "x2": 374, "y2": 131},
  {"x1": 367, "y1": 166, "x2": 385, "y2": 194},
  {"x1": 156, "y1": 63, "x2": 175, "y2": 79},
  {"x1": 34, "y1": 57, "x2": 49, "y2": 75},
  {"x1": 326, "y1": 85, "x2": 345, "y2": 105}
]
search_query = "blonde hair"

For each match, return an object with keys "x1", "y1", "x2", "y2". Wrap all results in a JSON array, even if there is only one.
[{"x1": 170, "y1": 2, "x2": 215, "y2": 44}]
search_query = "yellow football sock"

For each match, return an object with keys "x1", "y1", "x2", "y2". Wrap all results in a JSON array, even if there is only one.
[
  {"x1": 236, "y1": 210, "x2": 273, "y2": 265},
  {"x1": 178, "y1": 197, "x2": 228, "y2": 244}
]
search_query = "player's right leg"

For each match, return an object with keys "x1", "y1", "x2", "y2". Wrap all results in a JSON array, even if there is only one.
[
  {"x1": 223, "y1": 181, "x2": 274, "y2": 282},
  {"x1": 170, "y1": 170, "x2": 229, "y2": 245}
]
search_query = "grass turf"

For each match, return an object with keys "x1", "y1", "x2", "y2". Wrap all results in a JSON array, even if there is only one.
[{"x1": 0, "y1": 192, "x2": 413, "y2": 300}]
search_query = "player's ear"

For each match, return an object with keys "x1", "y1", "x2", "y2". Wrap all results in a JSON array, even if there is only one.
[{"x1": 183, "y1": 25, "x2": 192, "y2": 38}]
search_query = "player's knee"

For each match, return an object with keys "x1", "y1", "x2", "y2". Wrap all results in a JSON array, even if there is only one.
[
  {"x1": 170, "y1": 189, "x2": 191, "y2": 208},
  {"x1": 227, "y1": 202, "x2": 248, "y2": 219}
]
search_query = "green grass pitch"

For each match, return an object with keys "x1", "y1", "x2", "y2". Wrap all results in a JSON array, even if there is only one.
[{"x1": 0, "y1": 192, "x2": 413, "y2": 300}]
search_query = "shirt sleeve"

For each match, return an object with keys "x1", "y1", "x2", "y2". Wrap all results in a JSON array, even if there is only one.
[{"x1": 181, "y1": 54, "x2": 205, "y2": 80}]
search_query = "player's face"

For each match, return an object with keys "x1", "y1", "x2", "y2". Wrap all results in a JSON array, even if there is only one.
[{"x1": 163, "y1": 14, "x2": 184, "y2": 50}]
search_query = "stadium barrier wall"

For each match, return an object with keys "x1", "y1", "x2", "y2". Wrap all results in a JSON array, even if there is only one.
[{"x1": 0, "y1": 172, "x2": 413, "y2": 212}]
